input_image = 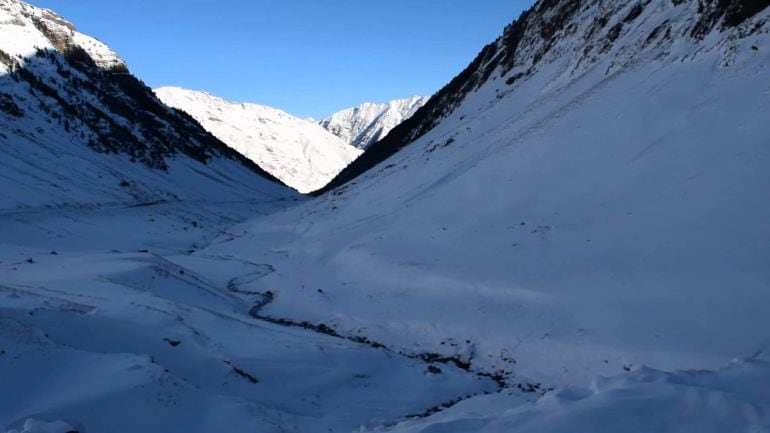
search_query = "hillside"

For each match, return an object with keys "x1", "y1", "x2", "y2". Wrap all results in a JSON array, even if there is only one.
[
  {"x1": 0, "y1": 0, "x2": 292, "y2": 211},
  {"x1": 155, "y1": 87, "x2": 362, "y2": 193}
]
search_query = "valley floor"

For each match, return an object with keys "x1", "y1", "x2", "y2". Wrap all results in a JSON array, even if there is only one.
[
  {"x1": 0, "y1": 199, "x2": 498, "y2": 433},
  {"x1": 1, "y1": 198, "x2": 768, "y2": 433}
]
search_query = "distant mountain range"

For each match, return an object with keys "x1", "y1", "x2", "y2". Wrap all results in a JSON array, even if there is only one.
[{"x1": 155, "y1": 87, "x2": 427, "y2": 192}]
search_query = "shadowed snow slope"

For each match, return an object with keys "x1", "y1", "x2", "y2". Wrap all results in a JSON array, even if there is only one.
[
  {"x1": 155, "y1": 87, "x2": 362, "y2": 193},
  {"x1": 319, "y1": 96, "x2": 429, "y2": 150},
  {"x1": 384, "y1": 356, "x2": 770, "y2": 433}
]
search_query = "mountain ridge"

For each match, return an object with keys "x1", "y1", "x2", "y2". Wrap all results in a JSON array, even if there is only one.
[{"x1": 317, "y1": 0, "x2": 770, "y2": 195}]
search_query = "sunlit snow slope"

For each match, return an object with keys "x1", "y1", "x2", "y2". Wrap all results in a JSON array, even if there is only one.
[
  {"x1": 320, "y1": 95, "x2": 428, "y2": 149},
  {"x1": 155, "y1": 87, "x2": 362, "y2": 193}
]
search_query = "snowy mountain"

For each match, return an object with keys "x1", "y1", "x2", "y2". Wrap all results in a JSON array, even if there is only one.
[
  {"x1": 0, "y1": 0, "x2": 291, "y2": 210},
  {"x1": 319, "y1": 95, "x2": 428, "y2": 149},
  {"x1": 155, "y1": 87, "x2": 362, "y2": 193},
  {"x1": 3, "y1": 0, "x2": 770, "y2": 432},
  {"x1": 206, "y1": 0, "x2": 770, "y2": 430},
  {"x1": 319, "y1": 0, "x2": 770, "y2": 194}
]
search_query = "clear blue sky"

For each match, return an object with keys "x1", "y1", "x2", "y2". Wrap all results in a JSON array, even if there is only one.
[{"x1": 32, "y1": 0, "x2": 533, "y2": 119}]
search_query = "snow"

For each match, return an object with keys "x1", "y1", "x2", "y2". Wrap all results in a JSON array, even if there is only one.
[
  {"x1": 0, "y1": 200, "x2": 496, "y2": 433},
  {"x1": 71, "y1": 31, "x2": 127, "y2": 71},
  {"x1": 320, "y1": 96, "x2": 428, "y2": 149},
  {"x1": 154, "y1": 87, "x2": 362, "y2": 193},
  {"x1": 152, "y1": 89, "x2": 428, "y2": 192},
  {"x1": 0, "y1": 0, "x2": 56, "y2": 59},
  {"x1": 5, "y1": 418, "x2": 77, "y2": 433},
  {"x1": 2, "y1": 0, "x2": 770, "y2": 432},
  {"x1": 383, "y1": 356, "x2": 770, "y2": 433}
]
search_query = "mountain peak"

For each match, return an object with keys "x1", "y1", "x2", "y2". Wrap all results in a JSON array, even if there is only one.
[
  {"x1": 320, "y1": 95, "x2": 429, "y2": 149},
  {"x1": 0, "y1": 0, "x2": 127, "y2": 72}
]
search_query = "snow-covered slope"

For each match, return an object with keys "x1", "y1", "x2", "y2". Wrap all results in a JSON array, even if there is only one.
[
  {"x1": 155, "y1": 87, "x2": 362, "y2": 193},
  {"x1": 198, "y1": 0, "x2": 770, "y2": 429},
  {"x1": 0, "y1": 0, "x2": 291, "y2": 210},
  {"x1": 320, "y1": 95, "x2": 428, "y2": 149},
  {"x1": 248, "y1": 0, "x2": 770, "y2": 379}
]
